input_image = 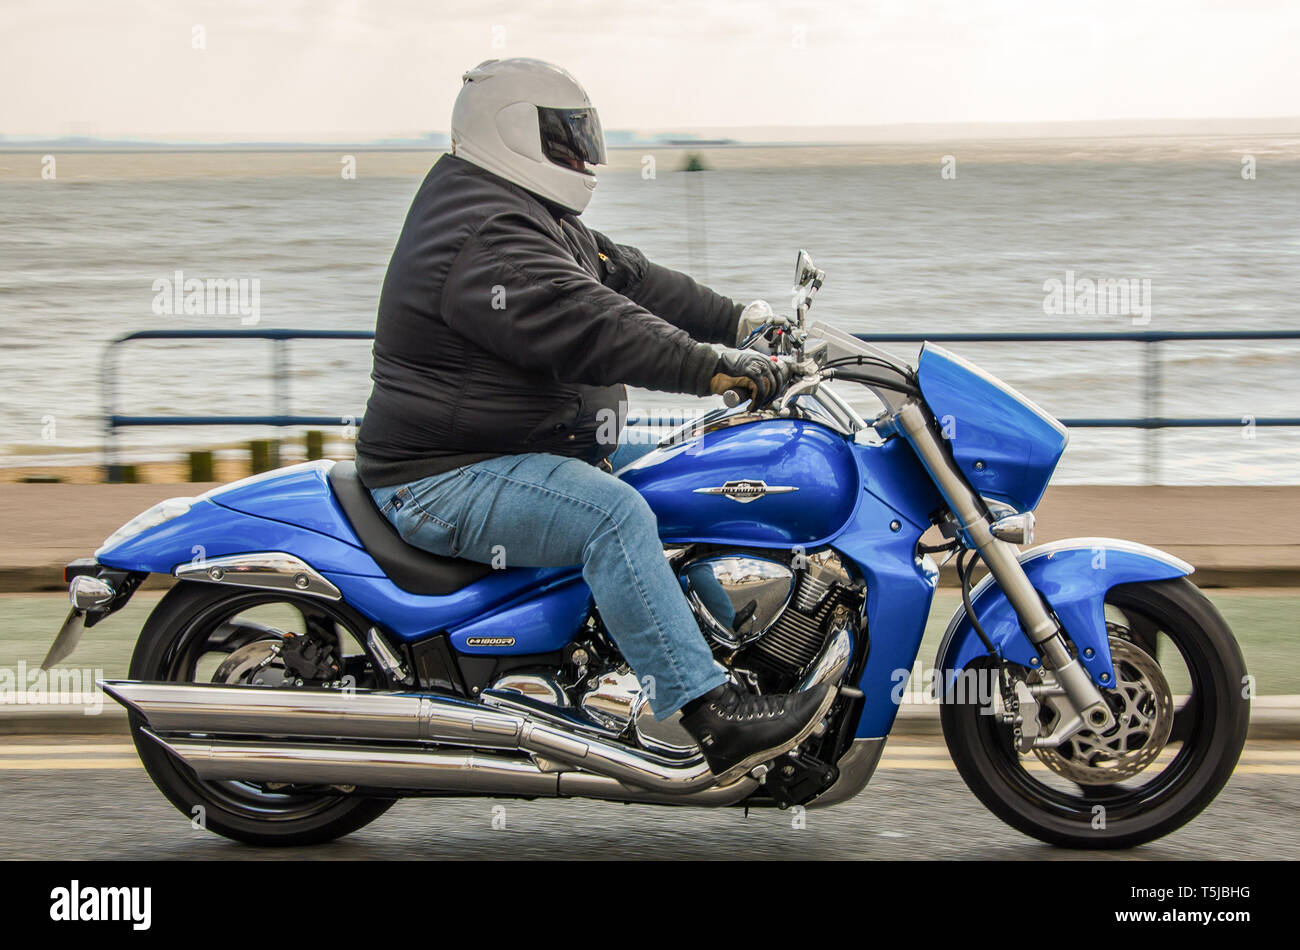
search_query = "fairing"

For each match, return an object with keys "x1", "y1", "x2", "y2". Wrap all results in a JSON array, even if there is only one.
[{"x1": 915, "y1": 343, "x2": 1067, "y2": 513}]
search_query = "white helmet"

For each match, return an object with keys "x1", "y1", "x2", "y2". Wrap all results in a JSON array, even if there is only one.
[{"x1": 451, "y1": 58, "x2": 607, "y2": 214}]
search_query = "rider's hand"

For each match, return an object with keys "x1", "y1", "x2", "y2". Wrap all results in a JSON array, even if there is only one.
[
  {"x1": 711, "y1": 347, "x2": 789, "y2": 407},
  {"x1": 734, "y1": 300, "x2": 792, "y2": 348}
]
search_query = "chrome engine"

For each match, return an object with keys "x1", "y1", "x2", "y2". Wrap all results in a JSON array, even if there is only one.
[
  {"x1": 482, "y1": 546, "x2": 862, "y2": 760},
  {"x1": 681, "y1": 547, "x2": 863, "y2": 689}
]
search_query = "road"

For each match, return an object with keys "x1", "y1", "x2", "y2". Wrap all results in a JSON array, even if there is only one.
[{"x1": 1, "y1": 735, "x2": 1295, "y2": 860}]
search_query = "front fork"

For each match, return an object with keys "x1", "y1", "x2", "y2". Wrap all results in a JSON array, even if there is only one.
[{"x1": 895, "y1": 402, "x2": 1115, "y2": 741}]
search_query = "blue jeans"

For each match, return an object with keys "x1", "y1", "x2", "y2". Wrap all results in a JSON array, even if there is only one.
[{"x1": 368, "y1": 438, "x2": 728, "y2": 718}]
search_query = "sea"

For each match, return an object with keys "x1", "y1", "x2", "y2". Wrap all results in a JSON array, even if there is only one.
[{"x1": 1, "y1": 137, "x2": 1297, "y2": 484}]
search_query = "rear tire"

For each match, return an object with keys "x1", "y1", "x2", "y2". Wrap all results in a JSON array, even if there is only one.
[
  {"x1": 129, "y1": 582, "x2": 396, "y2": 847},
  {"x1": 941, "y1": 577, "x2": 1249, "y2": 848}
]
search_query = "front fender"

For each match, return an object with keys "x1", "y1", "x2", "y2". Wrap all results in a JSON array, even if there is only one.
[{"x1": 936, "y1": 538, "x2": 1193, "y2": 687}]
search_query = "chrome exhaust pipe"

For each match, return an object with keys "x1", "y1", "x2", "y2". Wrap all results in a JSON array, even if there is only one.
[
  {"x1": 140, "y1": 729, "x2": 757, "y2": 806},
  {"x1": 104, "y1": 680, "x2": 728, "y2": 795}
]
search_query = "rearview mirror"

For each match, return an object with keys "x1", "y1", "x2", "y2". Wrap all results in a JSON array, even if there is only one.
[{"x1": 795, "y1": 249, "x2": 818, "y2": 287}]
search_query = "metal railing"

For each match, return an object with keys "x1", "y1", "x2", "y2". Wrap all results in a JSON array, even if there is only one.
[{"x1": 102, "y1": 327, "x2": 1300, "y2": 483}]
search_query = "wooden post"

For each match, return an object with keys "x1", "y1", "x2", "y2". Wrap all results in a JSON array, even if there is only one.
[
  {"x1": 106, "y1": 464, "x2": 139, "y2": 484},
  {"x1": 188, "y1": 451, "x2": 215, "y2": 482},
  {"x1": 248, "y1": 440, "x2": 277, "y2": 474},
  {"x1": 305, "y1": 430, "x2": 324, "y2": 461}
]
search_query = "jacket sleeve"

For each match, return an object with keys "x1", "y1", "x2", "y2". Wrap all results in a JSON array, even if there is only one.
[
  {"x1": 588, "y1": 228, "x2": 742, "y2": 346},
  {"x1": 441, "y1": 212, "x2": 719, "y2": 396}
]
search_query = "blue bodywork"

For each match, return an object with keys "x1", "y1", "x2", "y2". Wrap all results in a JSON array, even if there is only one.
[
  {"x1": 915, "y1": 343, "x2": 1068, "y2": 513},
  {"x1": 622, "y1": 419, "x2": 859, "y2": 547},
  {"x1": 96, "y1": 462, "x2": 587, "y2": 646},
  {"x1": 935, "y1": 540, "x2": 1194, "y2": 689},
  {"x1": 91, "y1": 346, "x2": 1193, "y2": 747}
]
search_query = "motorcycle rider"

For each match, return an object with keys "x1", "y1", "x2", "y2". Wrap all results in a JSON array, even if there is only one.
[{"x1": 356, "y1": 58, "x2": 835, "y2": 784}]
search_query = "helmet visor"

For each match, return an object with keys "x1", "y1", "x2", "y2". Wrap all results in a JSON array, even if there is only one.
[{"x1": 537, "y1": 106, "x2": 607, "y2": 172}]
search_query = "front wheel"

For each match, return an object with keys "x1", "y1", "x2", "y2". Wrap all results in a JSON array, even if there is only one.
[
  {"x1": 941, "y1": 577, "x2": 1249, "y2": 849},
  {"x1": 128, "y1": 582, "x2": 397, "y2": 846}
]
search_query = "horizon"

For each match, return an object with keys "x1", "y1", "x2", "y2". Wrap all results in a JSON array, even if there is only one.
[{"x1": 5, "y1": 115, "x2": 1300, "y2": 150}]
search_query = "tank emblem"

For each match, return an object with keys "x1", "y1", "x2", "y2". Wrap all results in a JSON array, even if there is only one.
[
  {"x1": 692, "y1": 479, "x2": 798, "y2": 504},
  {"x1": 466, "y1": 636, "x2": 516, "y2": 647}
]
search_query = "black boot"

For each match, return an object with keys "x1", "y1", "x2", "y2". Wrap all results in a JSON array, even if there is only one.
[{"x1": 679, "y1": 681, "x2": 837, "y2": 785}]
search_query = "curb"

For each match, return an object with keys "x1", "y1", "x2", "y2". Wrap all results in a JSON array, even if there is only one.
[{"x1": 3, "y1": 697, "x2": 1298, "y2": 740}]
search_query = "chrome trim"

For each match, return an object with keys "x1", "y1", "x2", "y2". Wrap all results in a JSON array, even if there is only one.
[
  {"x1": 142, "y1": 729, "x2": 758, "y2": 806},
  {"x1": 797, "y1": 625, "x2": 853, "y2": 691},
  {"x1": 682, "y1": 554, "x2": 796, "y2": 648},
  {"x1": 659, "y1": 409, "x2": 772, "y2": 447},
  {"x1": 103, "y1": 680, "x2": 724, "y2": 795},
  {"x1": 691, "y1": 479, "x2": 799, "y2": 503},
  {"x1": 556, "y1": 770, "x2": 757, "y2": 806},
  {"x1": 577, "y1": 668, "x2": 642, "y2": 730},
  {"x1": 631, "y1": 697, "x2": 699, "y2": 757},
  {"x1": 143, "y1": 731, "x2": 563, "y2": 796},
  {"x1": 69, "y1": 575, "x2": 114, "y2": 610},
  {"x1": 990, "y1": 511, "x2": 1036, "y2": 545},
  {"x1": 489, "y1": 673, "x2": 569, "y2": 708},
  {"x1": 806, "y1": 738, "x2": 886, "y2": 809},
  {"x1": 173, "y1": 552, "x2": 342, "y2": 600},
  {"x1": 366, "y1": 627, "x2": 411, "y2": 684},
  {"x1": 483, "y1": 687, "x2": 623, "y2": 739},
  {"x1": 814, "y1": 382, "x2": 868, "y2": 433}
]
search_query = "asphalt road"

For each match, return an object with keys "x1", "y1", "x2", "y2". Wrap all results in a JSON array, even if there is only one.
[{"x1": 1, "y1": 736, "x2": 1295, "y2": 860}]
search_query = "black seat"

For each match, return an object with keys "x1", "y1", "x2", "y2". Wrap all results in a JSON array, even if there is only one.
[{"x1": 328, "y1": 460, "x2": 495, "y2": 596}]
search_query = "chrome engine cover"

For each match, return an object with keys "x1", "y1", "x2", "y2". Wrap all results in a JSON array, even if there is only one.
[
  {"x1": 680, "y1": 555, "x2": 795, "y2": 648},
  {"x1": 681, "y1": 547, "x2": 860, "y2": 679},
  {"x1": 491, "y1": 673, "x2": 568, "y2": 707},
  {"x1": 580, "y1": 668, "x2": 698, "y2": 756}
]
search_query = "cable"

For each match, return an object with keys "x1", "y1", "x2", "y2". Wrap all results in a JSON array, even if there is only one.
[
  {"x1": 830, "y1": 368, "x2": 921, "y2": 397},
  {"x1": 958, "y1": 548, "x2": 998, "y2": 656}
]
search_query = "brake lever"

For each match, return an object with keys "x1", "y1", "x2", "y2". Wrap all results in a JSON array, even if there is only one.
[{"x1": 776, "y1": 360, "x2": 826, "y2": 413}]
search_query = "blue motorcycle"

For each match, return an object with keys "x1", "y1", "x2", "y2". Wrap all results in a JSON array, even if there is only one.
[{"x1": 48, "y1": 251, "x2": 1248, "y2": 848}]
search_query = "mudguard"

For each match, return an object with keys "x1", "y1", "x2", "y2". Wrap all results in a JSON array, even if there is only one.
[{"x1": 935, "y1": 538, "x2": 1193, "y2": 687}]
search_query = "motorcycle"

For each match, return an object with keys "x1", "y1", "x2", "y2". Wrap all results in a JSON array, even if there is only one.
[{"x1": 46, "y1": 250, "x2": 1249, "y2": 848}]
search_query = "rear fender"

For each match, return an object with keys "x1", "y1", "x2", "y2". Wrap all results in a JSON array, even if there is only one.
[
  {"x1": 936, "y1": 538, "x2": 1193, "y2": 687},
  {"x1": 95, "y1": 498, "x2": 382, "y2": 578}
]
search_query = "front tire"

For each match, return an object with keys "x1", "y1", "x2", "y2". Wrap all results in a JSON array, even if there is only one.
[
  {"x1": 941, "y1": 577, "x2": 1249, "y2": 848},
  {"x1": 129, "y1": 582, "x2": 396, "y2": 846}
]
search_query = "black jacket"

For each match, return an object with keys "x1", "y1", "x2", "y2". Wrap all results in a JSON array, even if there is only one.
[{"x1": 354, "y1": 154, "x2": 740, "y2": 488}]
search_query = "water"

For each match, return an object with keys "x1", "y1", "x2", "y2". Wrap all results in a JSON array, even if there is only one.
[{"x1": 1, "y1": 142, "x2": 1297, "y2": 483}]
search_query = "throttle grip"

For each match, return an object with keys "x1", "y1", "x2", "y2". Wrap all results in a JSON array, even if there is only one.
[{"x1": 722, "y1": 389, "x2": 747, "y2": 408}]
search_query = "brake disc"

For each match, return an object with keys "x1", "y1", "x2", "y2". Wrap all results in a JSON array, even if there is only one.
[
  {"x1": 213, "y1": 639, "x2": 287, "y2": 686},
  {"x1": 1033, "y1": 632, "x2": 1174, "y2": 786}
]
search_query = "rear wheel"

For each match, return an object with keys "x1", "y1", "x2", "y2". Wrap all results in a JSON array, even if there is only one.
[
  {"x1": 128, "y1": 582, "x2": 396, "y2": 846},
  {"x1": 941, "y1": 577, "x2": 1249, "y2": 848}
]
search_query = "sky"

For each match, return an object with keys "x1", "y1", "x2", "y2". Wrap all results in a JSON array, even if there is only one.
[{"x1": 2, "y1": 0, "x2": 1298, "y2": 140}]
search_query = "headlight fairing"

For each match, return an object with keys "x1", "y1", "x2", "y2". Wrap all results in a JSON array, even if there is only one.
[{"x1": 915, "y1": 343, "x2": 1067, "y2": 513}]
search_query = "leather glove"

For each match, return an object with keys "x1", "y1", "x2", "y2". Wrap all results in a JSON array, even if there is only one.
[
  {"x1": 734, "y1": 299, "x2": 792, "y2": 347},
  {"x1": 710, "y1": 347, "x2": 788, "y2": 407}
]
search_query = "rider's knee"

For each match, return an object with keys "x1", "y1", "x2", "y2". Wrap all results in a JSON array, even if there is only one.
[{"x1": 600, "y1": 478, "x2": 657, "y2": 537}]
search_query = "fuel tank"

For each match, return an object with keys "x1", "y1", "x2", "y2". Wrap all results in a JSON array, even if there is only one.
[{"x1": 620, "y1": 416, "x2": 859, "y2": 547}]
